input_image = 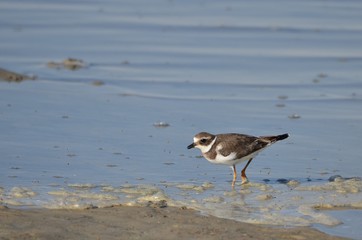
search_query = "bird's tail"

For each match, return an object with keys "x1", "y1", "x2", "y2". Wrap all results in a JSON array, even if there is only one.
[
  {"x1": 275, "y1": 133, "x2": 289, "y2": 141},
  {"x1": 260, "y1": 133, "x2": 289, "y2": 143}
]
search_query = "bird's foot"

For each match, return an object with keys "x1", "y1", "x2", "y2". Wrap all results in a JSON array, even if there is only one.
[
  {"x1": 231, "y1": 179, "x2": 236, "y2": 189},
  {"x1": 241, "y1": 177, "x2": 249, "y2": 185}
]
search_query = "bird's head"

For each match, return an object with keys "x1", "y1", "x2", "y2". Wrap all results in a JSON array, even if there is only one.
[{"x1": 187, "y1": 132, "x2": 216, "y2": 153}]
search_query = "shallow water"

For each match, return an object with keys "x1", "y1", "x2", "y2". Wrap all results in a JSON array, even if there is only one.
[{"x1": 1, "y1": 0, "x2": 362, "y2": 239}]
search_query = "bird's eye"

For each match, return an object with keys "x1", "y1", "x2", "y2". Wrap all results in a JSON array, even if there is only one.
[{"x1": 200, "y1": 138, "x2": 207, "y2": 144}]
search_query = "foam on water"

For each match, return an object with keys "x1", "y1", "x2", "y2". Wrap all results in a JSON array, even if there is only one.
[{"x1": 1, "y1": 176, "x2": 361, "y2": 229}]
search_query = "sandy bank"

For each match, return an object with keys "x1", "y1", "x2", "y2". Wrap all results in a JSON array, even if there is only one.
[
  {"x1": 0, "y1": 68, "x2": 35, "y2": 82},
  {"x1": 0, "y1": 205, "x2": 346, "y2": 240}
]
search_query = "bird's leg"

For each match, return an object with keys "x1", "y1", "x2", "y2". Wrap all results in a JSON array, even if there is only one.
[
  {"x1": 241, "y1": 158, "x2": 253, "y2": 184},
  {"x1": 231, "y1": 164, "x2": 237, "y2": 187}
]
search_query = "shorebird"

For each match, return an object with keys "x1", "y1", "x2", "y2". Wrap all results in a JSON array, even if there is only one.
[{"x1": 187, "y1": 132, "x2": 289, "y2": 186}]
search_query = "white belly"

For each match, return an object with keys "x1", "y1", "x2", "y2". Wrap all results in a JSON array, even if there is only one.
[{"x1": 204, "y1": 149, "x2": 262, "y2": 166}]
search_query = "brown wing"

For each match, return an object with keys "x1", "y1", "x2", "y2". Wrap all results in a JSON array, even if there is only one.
[{"x1": 216, "y1": 134, "x2": 269, "y2": 158}]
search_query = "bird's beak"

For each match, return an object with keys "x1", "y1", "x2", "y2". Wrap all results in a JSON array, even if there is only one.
[{"x1": 187, "y1": 143, "x2": 195, "y2": 149}]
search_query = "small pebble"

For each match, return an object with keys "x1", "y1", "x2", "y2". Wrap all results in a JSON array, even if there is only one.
[
  {"x1": 106, "y1": 164, "x2": 118, "y2": 168},
  {"x1": 153, "y1": 121, "x2": 170, "y2": 128},
  {"x1": 47, "y1": 58, "x2": 86, "y2": 70},
  {"x1": 288, "y1": 114, "x2": 301, "y2": 119},
  {"x1": 256, "y1": 194, "x2": 273, "y2": 201},
  {"x1": 328, "y1": 175, "x2": 343, "y2": 182},
  {"x1": 92, "y1": 80, "x2": 105, "y2": 86},
  {"x1": 287, "y1": 179, "x2": 300, "y2": 187},
  {"x1": 163, "y1": 162, "x2": 175, "y2": 165},
  {"x1": 278, "y1": 95, "x2": 288, "y2": 100},
  {"x1": 277, "y1": 178, "x2": 289, "y2": 184},
  {"x1": 318, "y1": 73, "x2": 328, "y2": 78},
  {"x1": 147, "y1": 200, "x2": 167, "y2": 208}
]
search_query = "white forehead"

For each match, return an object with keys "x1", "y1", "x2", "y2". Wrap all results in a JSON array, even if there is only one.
[
  {"x1": 194, "y1": 133, "x2": 211, "y2": 142},
  {"x1": 194, "y1": 135, "x2": 209, "y2": 142}
]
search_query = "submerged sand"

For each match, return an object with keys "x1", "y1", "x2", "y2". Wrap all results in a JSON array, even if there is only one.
[
  {"x1": 0, "y1": 68, "x2": 35, "y2": 82},
  {"x1": 0, "y1": 205, "x2": 346, "y2": 240}
]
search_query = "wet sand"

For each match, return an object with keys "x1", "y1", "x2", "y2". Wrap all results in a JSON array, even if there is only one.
[
  {"x1": 0, "y1": 205, "x2": 346, "y2": 240},
  {"x1": 0, "y1": 68, "x2": 35, "y2": 82}
]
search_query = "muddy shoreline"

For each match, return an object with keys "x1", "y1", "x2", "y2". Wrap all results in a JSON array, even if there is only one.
[
  {"x1": 0, "y1": 68, "x2": 35, "y2": 82},
  {"x1": 0, "y1": 205, "x2": 346, "y2": 240}
]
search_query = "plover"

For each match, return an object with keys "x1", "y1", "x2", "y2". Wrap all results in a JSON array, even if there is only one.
[{"x1": 187, "y1": 132, "x2": 289, "y2": 186}]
